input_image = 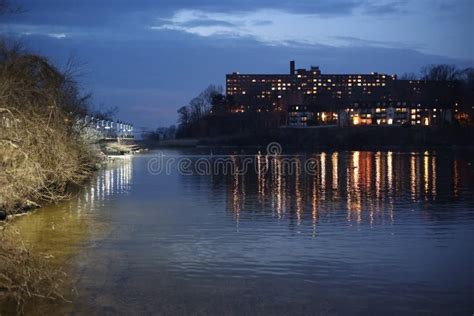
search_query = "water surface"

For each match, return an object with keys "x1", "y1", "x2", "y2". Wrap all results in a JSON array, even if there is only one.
[{"x1": 12, "y1": 149, "x2": 474, "y2": 315}]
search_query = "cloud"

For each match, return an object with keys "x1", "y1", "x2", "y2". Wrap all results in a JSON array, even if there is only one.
[
  {"x1": 17, "y1": 31, "x2": 70, "y2": 39},
  {"x1": 151, "y1": 9, "x2": 415, "y2": 49},
  {"x1": 46, "y1": 32, "x2": 67, "y2": 39},
  {"x1": 149, "y1": 5, "x2": 472, "y2": 62}
]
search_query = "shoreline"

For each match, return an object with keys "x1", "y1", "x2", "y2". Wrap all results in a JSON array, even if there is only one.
[
  {"x1": 144, "y1": 125, "x2": 474, "y2": 151},
  {"x1": 0, "y1": 140, "x2": 143, "y2": 221}
]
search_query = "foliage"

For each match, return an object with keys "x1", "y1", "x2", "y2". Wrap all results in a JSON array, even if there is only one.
[
  {"x1": 176, "y1": 85, "x2": 223, "y2": 137},
  {"x1": 0, "y1": 42, "x2": 101, "y2": 213}
]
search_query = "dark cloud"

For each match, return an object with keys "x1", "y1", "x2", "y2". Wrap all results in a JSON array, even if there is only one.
[
  {"x1": 363, "y1": 1, "x2": 408, "y2": 15},
  {"x1": 332, "y1": 35, "x2": 424, "y2": 51},
  {"x1": 251, "y1": 20, "x2": 273, "y2": 26}
]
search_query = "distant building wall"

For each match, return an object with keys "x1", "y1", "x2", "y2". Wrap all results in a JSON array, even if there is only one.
[{"x1": 226, "y1": 61, "x2": 459, "y2": 127}]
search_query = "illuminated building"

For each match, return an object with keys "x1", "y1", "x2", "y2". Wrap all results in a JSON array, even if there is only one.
[{"x1": 226, "y1": 61, "x2": 458, "y2": 127}]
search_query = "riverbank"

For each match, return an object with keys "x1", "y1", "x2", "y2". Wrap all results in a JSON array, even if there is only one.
[
  {"x1": 0, "y1": 41, "x2": 150, "y2": 311},
  {"x1": 151, "y1": 125, "x2": 474, "y2": 150},
  {"x1": 0, "y1": 139, "x2": 142, "y2": 220},
  {"x1": 0, "y1": 139, "x2": 143, "y2": 311}
]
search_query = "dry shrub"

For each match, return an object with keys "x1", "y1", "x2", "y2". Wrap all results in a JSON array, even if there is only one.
[
  {"x1": 0, "y1": 43, "x2": 101, "y2": 213},
  {"x1": 0, "y1": 225, "x2": 71, "y2": 312}
]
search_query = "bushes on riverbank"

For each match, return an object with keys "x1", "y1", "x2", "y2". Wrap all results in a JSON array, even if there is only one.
[
  {"x1": 0, "y1": 43, "x2": 101, "y2": 214},
  {"x1": 0, "y1": 42, "x2": 101, "y2": 310}
]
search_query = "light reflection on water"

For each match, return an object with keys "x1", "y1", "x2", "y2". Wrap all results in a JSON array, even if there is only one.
[
  {"x1": 82, "y1": 156, "x2": 133, "y2": 210},
  {"x1": 223, "y1": 151, "x2": 447, "y2": 229},
  {"x1": 12, "y1": 150, "x2": 474, "y2": 315}
]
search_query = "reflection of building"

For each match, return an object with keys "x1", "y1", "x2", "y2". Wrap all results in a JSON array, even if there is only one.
[
  {"x1": 223, "y1": 151, "x2": 459, "y2": 228},
  {"x1": 226, "y1": 61, "x2": 457, "y2": 127}
]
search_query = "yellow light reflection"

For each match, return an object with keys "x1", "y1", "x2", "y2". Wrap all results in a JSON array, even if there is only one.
[
  {"x1": 387, "y1": 151, "x2": 393, "y2": 194},
  {"x1": 431, "y1": 156, "x2": 437, "y2": 198},
  {"x1": 410, "y1": 153, "x2": 417, "y2": 201},
  {"x1": 320, "y1": 152, "x2": 326, "y2": 197},
  {"x1": 332, "y1": 152, "x2": 338, "y2": 193},
  {"x1": 423, "y1": 151, "x2": 429, "y2": 197}
]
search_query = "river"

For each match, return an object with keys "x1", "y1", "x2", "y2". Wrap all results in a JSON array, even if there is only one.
[{"x1": 9, "y1": 148, "x2": 474, "y2": 315}]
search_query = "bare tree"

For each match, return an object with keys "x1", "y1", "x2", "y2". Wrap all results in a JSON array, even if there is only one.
[
  {"x1": 177, "y1": 105, "x2": 190, "y2": 126},
  {"x1": 400, "y1": 72, "x2": 418, "y2": 80},
  {"x1": 421, "y1": 64, "x2": 460, "y2": 81}
]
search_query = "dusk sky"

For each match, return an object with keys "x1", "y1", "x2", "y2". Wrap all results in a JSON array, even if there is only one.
[{"x1": 2, "y1": 0, "x2": 473, "y2": 129}]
